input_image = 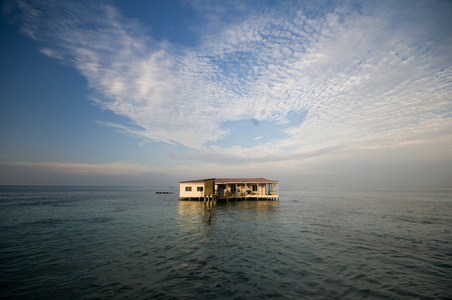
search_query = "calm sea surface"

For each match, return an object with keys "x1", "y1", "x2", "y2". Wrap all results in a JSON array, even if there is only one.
[{"x1": 1, "y1": 186, "x2": 451, "y2": 299}]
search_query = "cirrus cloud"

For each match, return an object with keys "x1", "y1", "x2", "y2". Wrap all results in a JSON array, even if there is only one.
[{"x1": 6, "y1": 0, "x2": 452, "y2": 163}]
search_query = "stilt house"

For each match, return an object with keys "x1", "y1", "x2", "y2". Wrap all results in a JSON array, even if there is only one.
[{"x1": 179, "y1": 178, "x2": 279, "y2": 201}]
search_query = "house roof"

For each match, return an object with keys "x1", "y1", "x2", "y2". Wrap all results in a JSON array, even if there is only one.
[{"x1": 179, "y1": 177, "x2": 279, "y2": 184}]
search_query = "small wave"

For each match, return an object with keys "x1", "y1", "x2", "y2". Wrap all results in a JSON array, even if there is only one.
[{"x1": 25, "y1": 217, "x2": 112, "y2": 226}]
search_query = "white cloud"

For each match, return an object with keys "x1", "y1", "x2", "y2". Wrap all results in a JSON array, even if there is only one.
[{"x1": 9, "y1": 0, "x2": 452, "y2": 163}]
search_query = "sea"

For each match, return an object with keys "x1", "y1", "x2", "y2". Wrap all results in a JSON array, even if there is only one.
[{"x1": 1, "y1": 186, "x2": 451, "y2": 299}]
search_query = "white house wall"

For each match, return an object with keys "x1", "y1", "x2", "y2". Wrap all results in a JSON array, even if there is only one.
[{"x1": 179, "y1": 182, "x2": 204, "y2": 198}]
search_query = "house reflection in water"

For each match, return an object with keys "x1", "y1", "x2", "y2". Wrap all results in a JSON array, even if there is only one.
[{"x1": 177, "y1": 200, "x2": 280, "y2": 226}]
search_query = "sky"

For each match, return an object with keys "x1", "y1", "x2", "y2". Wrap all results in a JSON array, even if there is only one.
[{"x1": 0, "y1": 0, "x2": 451, "y2": 187}]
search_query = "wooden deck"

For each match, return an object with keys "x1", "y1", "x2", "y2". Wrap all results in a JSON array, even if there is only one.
[{"x1": 179, "y1": 193, "x2": 279, "y2": 201}]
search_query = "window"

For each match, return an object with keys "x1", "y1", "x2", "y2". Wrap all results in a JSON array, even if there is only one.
[
  {"x1": 197, "y1": 187, "x2": 203, "y2": 192},
  {"x1": 252, "y1": 185, "x2": 257, "y2": 192},
  {"x1": 185, "y1": 186, "x2": 192, "y2": 192}
]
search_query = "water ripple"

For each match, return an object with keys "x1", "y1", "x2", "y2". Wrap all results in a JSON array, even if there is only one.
[{"x1": 1, "y1": 187, "x2": 452, "y2": 299}]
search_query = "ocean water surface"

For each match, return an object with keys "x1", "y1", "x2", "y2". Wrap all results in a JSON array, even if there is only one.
[{"x1": 1, "y1": 186, "x2": 451, "y2": 299}]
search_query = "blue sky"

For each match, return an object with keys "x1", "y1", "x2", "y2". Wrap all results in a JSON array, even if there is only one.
[{"x1": 1, "y1": 0, "x2": 451, "y2": 187}]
